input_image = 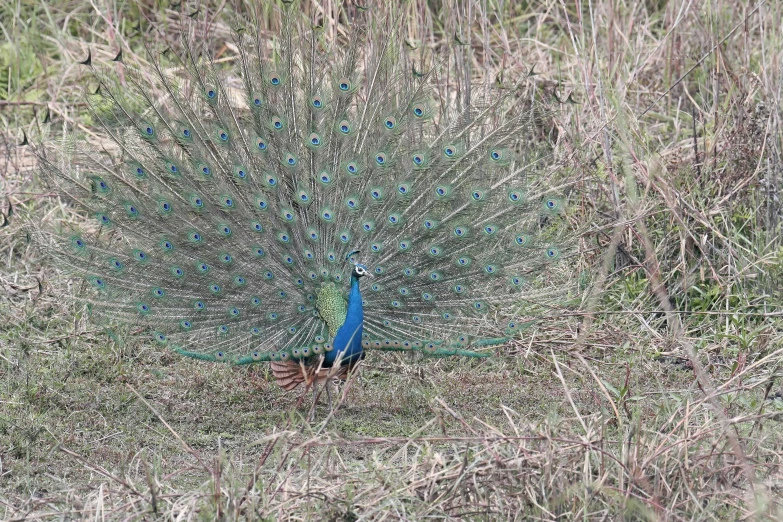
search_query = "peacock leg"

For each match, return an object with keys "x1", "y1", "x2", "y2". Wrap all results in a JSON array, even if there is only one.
[
  {"x1": 326, "y1": 383, "x2": 333, "y2": 411},
  {"x1": 306, "y1": 383, "x2": 318, "y2": 421}
]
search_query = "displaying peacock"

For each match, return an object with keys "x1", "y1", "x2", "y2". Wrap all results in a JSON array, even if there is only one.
[{"x1": 29, "y1": 3, "x2": 579, "y2": 406}]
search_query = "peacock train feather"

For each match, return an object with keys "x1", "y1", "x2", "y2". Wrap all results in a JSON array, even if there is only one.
[{"x1": 29, "y1": 3, "x2": 581, "y2": 394}]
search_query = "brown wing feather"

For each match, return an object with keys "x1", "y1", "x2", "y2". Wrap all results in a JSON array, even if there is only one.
[
  {"x1": 271, "y1": 360, "x2": 307, "y2": 391},
  {"x1": 270, "y1": 357, "x2": 362, "y2": 391}
]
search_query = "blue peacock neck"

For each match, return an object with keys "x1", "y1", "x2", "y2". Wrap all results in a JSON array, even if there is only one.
[{"x1": 324, "y1": 273, "x2": 364, "y2": 367}]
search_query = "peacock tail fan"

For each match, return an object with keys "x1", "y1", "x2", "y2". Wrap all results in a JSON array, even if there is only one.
[{"x1": 29, "y1": 3, "x2": 585, "y2": 368}]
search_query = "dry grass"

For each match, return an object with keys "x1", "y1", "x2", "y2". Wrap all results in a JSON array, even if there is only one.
[{"x1": 2, "y1": 0, "x2": 783, "y2": 520}]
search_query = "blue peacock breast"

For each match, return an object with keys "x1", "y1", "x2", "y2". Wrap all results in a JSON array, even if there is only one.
[{"x1": 318, "y1": 277, "x2": 364, "y2": 367}]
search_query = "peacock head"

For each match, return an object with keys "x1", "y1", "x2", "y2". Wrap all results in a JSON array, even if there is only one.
[
  {"x1": 346, "y1": 250, "x2": 371, "y2": 279},
  {"x1": 352, "y1": 263, "x2": 370, "y2": 279}
]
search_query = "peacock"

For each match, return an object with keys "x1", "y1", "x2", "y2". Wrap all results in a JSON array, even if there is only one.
[{"x1": 28, "y1": 3, "x2": 579, "y2": 408}]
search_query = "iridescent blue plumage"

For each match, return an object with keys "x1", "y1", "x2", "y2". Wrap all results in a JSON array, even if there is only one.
[{"x1": 325, "y1": 263, "x2": 367, "y2": 368}]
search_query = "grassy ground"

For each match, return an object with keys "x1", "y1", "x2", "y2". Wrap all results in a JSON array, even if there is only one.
[{"x1": 2, "y1": 0, "x2": 783, "y2": 519}]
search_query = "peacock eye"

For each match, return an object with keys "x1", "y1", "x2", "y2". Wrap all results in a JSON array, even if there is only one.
[{"x1": 338, "y1": 78, "x2": 351, "y2": 91}]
